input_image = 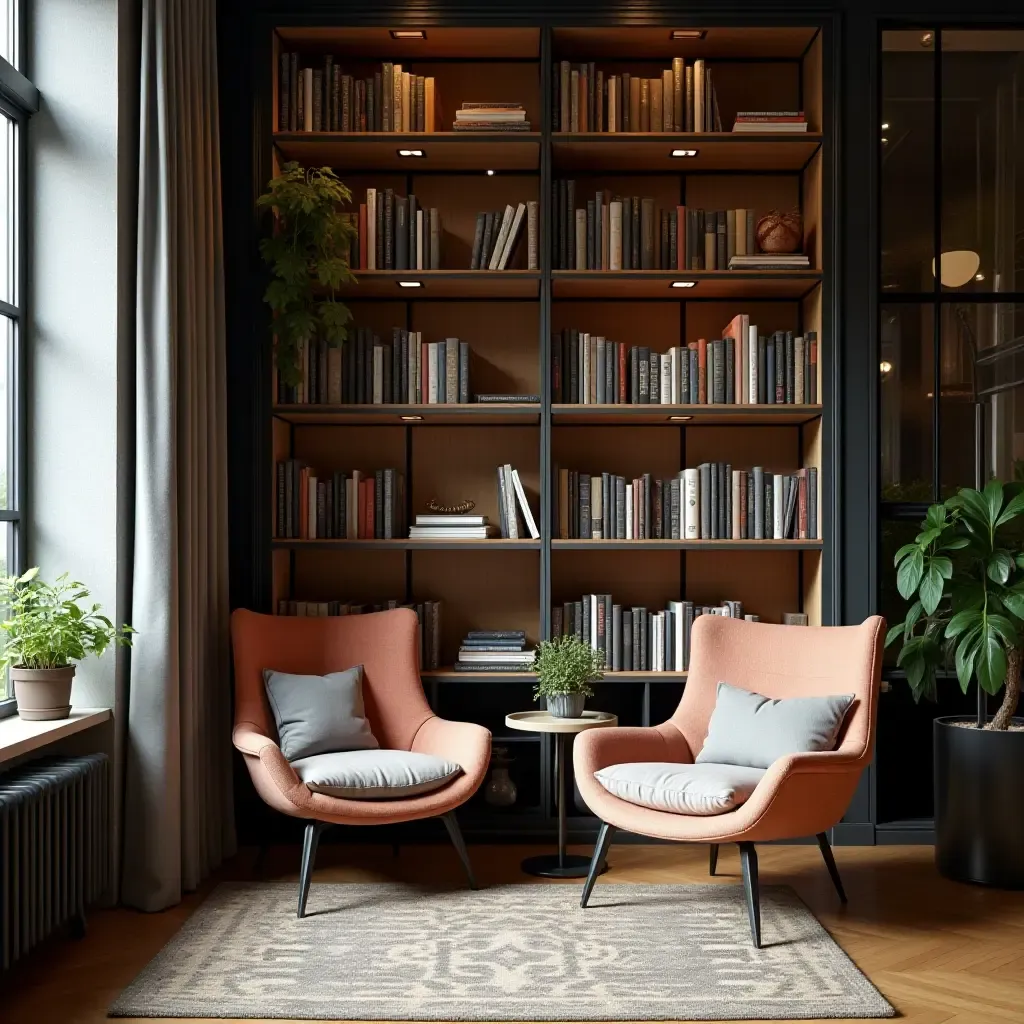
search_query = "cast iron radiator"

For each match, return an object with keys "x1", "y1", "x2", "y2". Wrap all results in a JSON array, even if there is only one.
[{"x1": 0, "y1": 753, "x2": 109, "y2": 971}]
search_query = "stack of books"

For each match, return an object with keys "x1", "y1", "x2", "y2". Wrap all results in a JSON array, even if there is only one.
[
  {"x1": 732, "y1": 111, "x2": 808, "y2": 133},
  {"x1": 409, "y1": 513, "x2": 496, "y2": 540},
  {"x1": 728, "y1": 253, "x2": 810, "y2": 271},
  {"x1": 496, "y1": 464, "x2": 540, "y2": 539},
  {"x1": 454, "y1": 630, "x2": 535, "y2": 673},
  {"x1": 453, "y1": 102, "x2": 531, "y2": 132}
]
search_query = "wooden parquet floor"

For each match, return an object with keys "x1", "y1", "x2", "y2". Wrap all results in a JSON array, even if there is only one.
[{"x1": 4, "y1": 842, "x2": 1023, "y2": 1023}]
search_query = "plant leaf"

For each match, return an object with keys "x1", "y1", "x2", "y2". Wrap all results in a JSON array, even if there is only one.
[
  {"x1": 976, "y1": 627, "x2": 1008, "y2": 695},
  {"x1": 894, "y1": 542, "x2": 920, "y2": 565},
  {"x1": 983, "y1": 479, "x2": 1005, "y2": 527},
  {"x1": 945, "y1": 608, "x2": 980, "y2": 639},
  {"x1": 919, "y1": 566, "x2": 944, "y2": 615},
  {"x1": 987, "y1": 550, "x2": 1014, "y2": 585},
  {"x1": 897, "y1": 548, "x2": 925, "y2": 600}
]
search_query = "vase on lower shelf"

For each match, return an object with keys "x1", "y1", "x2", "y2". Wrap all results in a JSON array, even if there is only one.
[{"x1": 484, "y1": 747, "x2": 517, "y2": 808}]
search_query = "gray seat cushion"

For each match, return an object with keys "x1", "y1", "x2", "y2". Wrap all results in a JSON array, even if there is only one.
[
  {"x1": 594, "y1": 762, "x2": 766, "y2": 815},
  {"x1": 291, "y1": 749, "x2": 462, "y2": 799},
  {"x1": 263, "y1": 666, "x2": 378, "y2": 762},
  {"x1": 696, "y1": 681, "x2": 854, "y2": 770}
]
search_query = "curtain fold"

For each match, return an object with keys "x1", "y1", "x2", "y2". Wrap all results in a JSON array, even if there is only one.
[{"x1": 119, "y1": 0, "x2": 235, "y2": 913}]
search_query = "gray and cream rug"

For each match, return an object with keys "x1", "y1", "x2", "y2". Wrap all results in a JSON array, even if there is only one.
[{"x1": 110, "y1": 882, "x2": 894, "y2": 1020}]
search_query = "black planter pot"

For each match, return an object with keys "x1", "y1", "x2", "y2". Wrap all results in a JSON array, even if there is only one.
[{"x1": 934, "y1": 716, "x2": 1024, "y2": 889}]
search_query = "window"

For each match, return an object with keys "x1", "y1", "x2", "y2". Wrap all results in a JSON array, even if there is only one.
[{"x1": 0, "y1": 1, "x2": 37, "y2": 714}]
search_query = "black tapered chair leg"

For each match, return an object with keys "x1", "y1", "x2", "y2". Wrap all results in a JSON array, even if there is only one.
[
  {"x1": 581, "y1": 822, "x2": 615, "y2": 908},
  {"x1": 441, "y1": 811, "x2": 478, "y2": 890},
  {"x1": 738, "y1": 842, "x2": 761, "y2": 949},
  {"x1": 816, "y1": 831, "x2": 848, "y2": 904},
  {"x1": 297, "y1": 821, "x2": 329, "y2": 919},
  {"x1": 709, "y1": 843, "x2": 720, "y2": 876}
]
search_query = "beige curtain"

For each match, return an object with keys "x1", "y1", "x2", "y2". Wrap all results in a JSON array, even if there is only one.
[{"x1": 119, "y1": 0, "x2": 235, "y2": 912}]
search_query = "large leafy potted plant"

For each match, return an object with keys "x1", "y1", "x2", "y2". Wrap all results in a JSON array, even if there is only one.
[
  {"x1": 533, "y1": 635, "x2": 604, "y2": 719},
  {"x1": 257, "y1": 162, "x2": 357, "y2": 386},
  {"x1": 0, "y1": 569, "x2": 135, "y2": 721},
  {"x1": 886, "y1": 481, "x2": 1024, "y2": 888}
]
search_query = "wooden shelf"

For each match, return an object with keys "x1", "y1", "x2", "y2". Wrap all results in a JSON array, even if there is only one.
[
  {"x1": 552, "y1": 403, "x2": 823, "y2": 426},
  {"x1": 552, "y1": 26, "x2": 819, "y2": 60},
  {"x1": 275, "y1": 26, "x2": 540, "y2": 60},
  {"x1": 552, "y1": 539, "x2": 823, "y2": 551},
  {"x1": 273, "y1": 538, "x2": 540, "y2": 551},
  {"x1": 274, "y1": 403, "x2": 542, "y2": 426},
  {"x1": 551, "y1": 133, "x2": 821, "y2": 173},
  {"x1": 421, "y1": 668, "x2": 688, "y2": 683},
  {"x1": 337, "y1": 270, "x2": 540, "y2": 299},
  {"x1": 274, "y1": 132, "x2": 542, "y2": 172},
  {"x1": 551, "y1": 270, "x2": 821, "y2": 300}
]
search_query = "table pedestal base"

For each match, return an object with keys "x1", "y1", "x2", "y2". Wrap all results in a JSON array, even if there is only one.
[{"x1": 520, "y1": 853, "x2": 608, "y2": 879}]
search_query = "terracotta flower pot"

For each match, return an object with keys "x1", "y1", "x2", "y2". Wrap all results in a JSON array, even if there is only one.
[{"x1": 11, "y1": 666, "x2": 75, "y2": 721}]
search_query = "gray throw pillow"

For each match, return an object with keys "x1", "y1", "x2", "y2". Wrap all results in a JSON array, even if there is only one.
[
  {"x1": 594, "y1": 762, "x2": 766, "y2": 815},
  {"x1": 696, "y1": 681, "x2": 854, "y2": 770},
  {"x1": 263, "y1": 667, "x2": 378, "y2": 762},
  {"x1": 290, "y1": 749, "x2": 462, "y2": 799}
]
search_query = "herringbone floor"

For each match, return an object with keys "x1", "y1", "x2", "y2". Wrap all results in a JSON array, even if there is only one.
[{"x1": 5, "y1": 843, "x2": 1023, "y2": 1023}]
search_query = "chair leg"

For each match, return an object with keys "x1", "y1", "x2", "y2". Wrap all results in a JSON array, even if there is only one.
[
  {"x1": 441, "y1": 811, "x2": 478, "y2": 890},
  {"x1": 816, "y1": 831, "x2": 848, "y2": 904},
  {"x1": 709, "y1": 843, "x2": 720, "y2": 876},
  {"x1": 738, "y1": 842, "x2": 761, "y2": 949},
  {"x1": 581, "y1": 821, "x2": 615, "y2": 908},
  {"x1": 297, "y1": 821, "x2": 329, "y2": 919}
]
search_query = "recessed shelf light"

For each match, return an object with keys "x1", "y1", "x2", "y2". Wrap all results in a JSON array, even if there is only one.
[
  {"x1": 671, "y1": 149, "x2": 698, "y2": 158},
  {"x1": 390, "y1": 30, "x2": 426, "y2": 40},
  {"x1": 486, "y1": 169, "x2": 495, "y2": 176},
  {"x1": 880, "y1": 361, "x2": 893, "y2": 374},
  {"x1": 668, "y1": 415, "x2": 693, "y2": 422},
  {"x1": 671, "y1": 30, "x2": 706, "y2": 40},
  {"x1": 398, "y1": 149, "x2": 425, "y2": 157},
  {"x1": 921, "y1": 31, "x2": 934, "y2": 47},
  {"x1": 975, "y1": 272, "x2": 985, "y2": 281},
  {"x1": 398, "y1": 281, "x2": 422, "y2": 288},
  {"x1": 881, "y1": 137, "x2": 889, "y2": 145},
  {"x1": 400, "y1": 414, "x2": 424, "y2": 421},
  {"x1": 881, "y1": 122, "x2": 890, "y2": 130},
  {"x1": 671, "y1": 281, "x2": 697, "y2": 289}
]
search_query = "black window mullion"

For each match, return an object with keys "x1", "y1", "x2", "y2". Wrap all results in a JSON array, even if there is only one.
[{"x1": 932, "y1": 28, "x2": 942, "y2": 504}]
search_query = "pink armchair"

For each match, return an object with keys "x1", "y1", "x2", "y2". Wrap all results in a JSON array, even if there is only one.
[
  {"x1": 574, "y1": 614, "x2": 884, "y2": 947},
  {"x1": 231, "y1": 608, "x2": 491, "y2": 916}
]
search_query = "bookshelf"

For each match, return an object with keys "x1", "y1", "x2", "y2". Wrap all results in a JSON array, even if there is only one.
[{"x1": 266, "y1": 22, "x2": 829, "y2": 836}]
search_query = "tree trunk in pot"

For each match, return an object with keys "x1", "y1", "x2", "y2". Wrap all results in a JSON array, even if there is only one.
[
  {"x1": 11, "y1": 666, "x2": 75, "y2": 721},
  {"x1": 989, "y1": 646, "x2": 1021, "y2": 731}
]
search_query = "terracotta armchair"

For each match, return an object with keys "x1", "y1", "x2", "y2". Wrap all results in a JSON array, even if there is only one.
[
  {"x1": 231, "y1": 608, "x2": 491, "y2": 916},
  {"x1": 575, "y1": 614, "x2": 884, "y2": 947}
]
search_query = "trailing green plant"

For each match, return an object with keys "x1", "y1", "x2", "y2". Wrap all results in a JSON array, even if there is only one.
[
  {"x1": 257, "y1": 162, "x2": 357, "y2": 386},
  {"x1": 0, "y1": 568, "x2": 135, "y2": 670},
  {"x1": 532, "y1": 634, "x2": 604, "y2": 701},
  {"x1": 885, "y1": 480, "x2": 1024, "y2": 730}
]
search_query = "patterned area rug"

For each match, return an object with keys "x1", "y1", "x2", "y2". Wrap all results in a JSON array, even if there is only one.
[{"x1": 109, "y1": 882, "x2": 894, "y2": 1020}]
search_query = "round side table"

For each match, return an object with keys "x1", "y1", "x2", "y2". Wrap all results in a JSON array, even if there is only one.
[{"x1": 505, "y1": 709, "x2": 618, "y2": 878}]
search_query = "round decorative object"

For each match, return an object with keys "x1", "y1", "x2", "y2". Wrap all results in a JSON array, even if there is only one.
[
  {"x1": 755, "y1": 210, "x2": 803, "y2": 254},
  {"x1": 426, "y1": 499, "x2": 476, "y2": 515},
  {"x1": 547, "y1": 693, "x2": 586, "y2": 719}
]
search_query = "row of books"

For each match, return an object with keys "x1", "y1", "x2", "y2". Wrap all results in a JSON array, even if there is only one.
[
  {"x1": 554, "y1": 597, "x2": 750, "y2": 673},
  {"x1": 454, "y1": 630, "x2": 535, "y2": 672},
  {"x1": 278, "y1": 55, "x2": 436, "y2": 133},
  {"x1": 551, "y1": 326, "x2": 818, "y2": 406},
  {"x1": 454, "y1": 102, "x2": 532, "y2": 132},
  {"x1": 551, "y1": 59, "x2": 721, "y2": 134},
  {"x1": 352, "y1": 189, "x2": 440, "y2": 271},
  {"x1": 469, "y1": 203, "x2": 538, "y2": 270},
  {"x1": 275, "y1": 464, "x2": 406, "y2": 540},
  {"x1": 496, "y1": 465, "x2": 540, "y2": 539},
  {"x1": 555, "y1": 464, "x2": 819, "y2": 541},
  {"x1": 733, "y1": 111, "x2": 808, "y2": 133},
  {"x1": 276, "y1": 598, "x2": 442, "y2": 669},
  {"x1": 276, "y1": 330, "x2": 471, "y2": 407}
]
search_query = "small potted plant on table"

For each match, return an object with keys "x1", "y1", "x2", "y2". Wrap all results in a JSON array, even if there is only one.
[
  {"x1": 1, "y1": 568, "x2": 135, "y2": 721},
  {"x1": 533, "y1": 634, "x2": 604, "y2": 719}
]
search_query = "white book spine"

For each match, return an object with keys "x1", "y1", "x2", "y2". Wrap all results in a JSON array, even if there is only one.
[
  {"x1": 499, "y1": 202, "x2": 526, "y2": 270},
  {"x1": 416, "y1": 210, "x2": 424, "y2": 270},
  {"x1": 590, "y1": 475, "x2": 603, "y2": 539},
  {"x1": 489, "y1": 205, "x2": 514, "y2": 270},
  {"x1": 428, "y1": 342, "x2": 439, "y2": 403},
  {"x1": 773, "y1": 473, "x2": 784, "y2": 539},
  {"x1": 660, "y1": 354, "x2": 672, "y2": 403},
  {"x1": 582, "y1": 333, "x2": 590, "y2": 405},
  {"x1": 511, "y1": 468, "x2": 540, "y2": 539},
  {"x1": 683, "y1": 468, "x2": 700, "y2": 539},
  {"x1": 504, "y1": 464, "x2": 519, "y2": 539},
  {"x1": 670, "y1": 600, "x2": 685, "y2": 671},
  {"x1": 366, "y1": 189, "x2": 377, "y2": 271},
  {"x1": 590, "y1": 594, "x2": 598, "y2": 652},
  {"x1": 732, "y1": 470, "x2": 741, "y2": 539},
  {"x1": 609, "y1": 201, "x2": 622, "y2": 270},
  {"x1": 670, "y1": 347, "x2": 680, "y2": 404},
  {"x1": 748, "y1": 324, "x2": 758, "y2": 403},
  {"x1": 625, "y1": 483, "x2": 634, "y2": 539}
]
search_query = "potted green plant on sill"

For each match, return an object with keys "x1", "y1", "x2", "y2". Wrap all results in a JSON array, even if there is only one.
[
  {"x1": 533, "y1": 635, "x2": 604, "y2": 719},
  {"x1": 886, "y1": 480, "x2": 1024, "y2": 889},
  {"x1": 0, "y1": 569, "x2": 135, "y2": 721}
]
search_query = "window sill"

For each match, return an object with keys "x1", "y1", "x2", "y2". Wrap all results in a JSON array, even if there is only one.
[{"x1": 0, "y1": 707, "x2": 111, "y2": 765}]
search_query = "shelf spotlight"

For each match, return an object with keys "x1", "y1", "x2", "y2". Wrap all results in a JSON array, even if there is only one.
[
  {"x1": 398, "y1": 149, "x2": 425, "y2": 157},
  {"x1": 398, "y1": 281, "x2": 422, "y2": 288},
  {"x1": 390, "y1": 30, "x2": 427, "y2": 40},
  {"x1": 881, "y1": 122, "x2": 890, "y2": 130},
  {"x1": 671, "y1": 30, "x2": 706, "y2": 40},
  {"x1": 486, "y1": 169, "x2": 495, "y2": 176},
  {"x1": 400, "y1": 414, "x2": 424, "y2": 421},
  {"x1": 880, "y1": 360, "x2": 893, "y2": 374},
  {"x1": 671, "y1": 149, "x2": 699, "y2": 158},
  {"x1": 668, "y1": 415, "x2": 694, "y2": 422},
  {"x1": 671, "y1": 281, "x2": 697, "y2": 289},
  {"x1": 975, "y1": 272, "x2": 985, "y2": 281}
]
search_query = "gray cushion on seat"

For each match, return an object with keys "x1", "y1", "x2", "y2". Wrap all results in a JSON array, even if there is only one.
[
  {"x1": 263, "y1": 666, "x2": 378, "y2": 762},
  {"x1": 291, "y1": 749, "x2": 462, "y2": 799},
  {"x1": 696, "y1": 681, "x2": 854, "y2": 770},
  {"x1": 594, "y1": 762, "x2": 766, "y2": 815}
]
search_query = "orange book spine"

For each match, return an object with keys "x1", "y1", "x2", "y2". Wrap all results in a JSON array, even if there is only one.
[
  {"x1": 359, "y1": 204, "x2": 368, "y2": 269},
  {"x1": 697, "y1": 339, "x2": 708, "y2": 404},
  {"x1": 365, "y1": 475, "x2": 375, "y2": 538},
  {"x1": 676, "y1": 205, "x2": 686, "y2": 272},
  {"x1": 357, "y1": 479, "x2": 367, "y2": 538}
]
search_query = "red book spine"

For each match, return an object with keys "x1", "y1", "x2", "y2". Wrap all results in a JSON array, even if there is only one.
[
  {"x1": 618, "y1": 343, "x2": 627, "y2": 403},
  {"x1": 357, "y1": 479, "x2": 367, "y2": 538},
  {"x1": 365, "y1": 476, "x2": 375, "y2": 538},
  {"x1": 359, "y1": 204, "x2": 368, "y2": 269},
  {"x1": 798, "y1": 469, "x2": 808, "y2": 539},
  {"x1": 697, "y1": 338, "x2": 708, "y2": 404}
]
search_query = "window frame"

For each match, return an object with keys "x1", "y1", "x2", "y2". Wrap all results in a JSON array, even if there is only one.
[{"x1": 0, "y1": 1, "x2": 38, "y2": 719}]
